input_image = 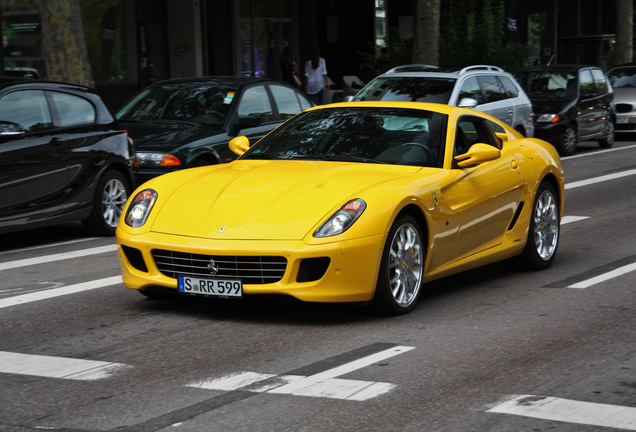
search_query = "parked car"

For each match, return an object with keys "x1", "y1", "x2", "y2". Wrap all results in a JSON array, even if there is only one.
[
  {"x1": 0, "y1": 78, "x2": 135, "y2": 235},
  {"x1": 515, "y1": 64, "x2": 615, "y2": 156},
  {"x1": 607, "y1": 63, "x2": 636, "y2": 134},
  {"x1": 116, "y1": 77, "x2": 314, "y2": 184},
  {"x1": 351, "y1": 64, "x2": 535, "y2": 138},
  {"x1": 117, "y1": 101, "x2": 564, "y2": 315}
]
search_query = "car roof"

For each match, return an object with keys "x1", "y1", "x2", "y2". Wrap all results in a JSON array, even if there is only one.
[
  {"x1": 0, "y1": 78, "x2": 93, "y2": 92},
  {"x1": 517, "y1": 64, "x2": 600, "y2": 73},
  {"x1": 149, "y1": 76, "x2": 283, "y2": 89},
  {"x1": 379, "y1": 64, "x2": 509, "y2": 78}
]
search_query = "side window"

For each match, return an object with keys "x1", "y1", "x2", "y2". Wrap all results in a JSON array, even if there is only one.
[
  {"x1": 579, "y1": 70, "x2": 597, "y2": 97},
  {"x1": 499, "y1": 76, "x2": 519, "y2": 98},
  {"x1": 269, "y1": 85, "x2": 303, "y2": 120},
  {"x1": 477, "y1": 75, "x2": 508, "y2": 102},
  {"x1": 591, "y1": 69, "x2": 608, "y2": 94},
  {"x1": 0, "y1": 90, "x2": 53, "y2": 133},
  {"x1": 238, "y1": 86, "x2": 274, "y2": 125},
  {"x1": 454, "y1": 117, "x2": 500, "y2": 157},
  {"x1": 49, "y1": 92, "x2": 96, "y2": 127},
  {"x1": 458, "y1": 77, "x2": 483, "y2": 104}
]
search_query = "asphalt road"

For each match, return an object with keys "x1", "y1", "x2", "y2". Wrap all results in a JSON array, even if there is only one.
[{"x1": 1, "y1": 139, "x2": 635, "y2": 432}]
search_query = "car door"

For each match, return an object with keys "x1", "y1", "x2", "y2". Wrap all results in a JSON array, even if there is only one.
[
  {"x1": 441, "y1": 116, "x2": 526, "y2": 262},
  {"x1": 577, "y1": 69, "x2": 600, "y2": 138},
  {"x1": 0, "y1": 89, "x2": 69, "y2": 214},
  {"x1": 590, "y1": 68, "x2": 614, "y2": 133}
]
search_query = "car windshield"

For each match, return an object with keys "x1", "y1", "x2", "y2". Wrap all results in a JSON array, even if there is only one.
[
  {"x1": 116, "y1": 84, "x2": 234, "y2": 126},
  {"x1": 243, "y1": 107, "x2": 447, "y2": 168},
  {"x1": 608, "y1": 68, "x2": 636, "y2": 88},
  {"x1": 515, "y1": 71, "x2": 577, "y2": 99},
  {"x1": 354, "y1": 76, "x2": 456, "y2": 104}
]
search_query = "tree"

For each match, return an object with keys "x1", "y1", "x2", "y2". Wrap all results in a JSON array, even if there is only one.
[
  {"x1": 412, "y1": 0, "x2": 441, "y2": 65},
  {"x1": 615, "y1": 0, "x2": 633, "y2": 65},
  {"x1": 39, "y1": 0, "x2": 93, "y2": 87}
]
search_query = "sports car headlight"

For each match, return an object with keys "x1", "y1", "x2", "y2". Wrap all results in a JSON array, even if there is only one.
[
  {"x1": 125, "y1": 189, "x2": 157, "y2": 228},
  {"x1": 536, "y1": 114, "x2": 560, "y2": 123},
  {"x1": 314, "y1": 199, "x2": 366, "y2": 238}
]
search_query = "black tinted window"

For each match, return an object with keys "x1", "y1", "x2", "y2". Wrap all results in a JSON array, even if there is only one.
[
  {"x1": 579, "y1": 70, "x2": 597, "y2": 97},
  {"x1": 49, "y1": 91, "x2": 95, "y2": 127},
  {"x1": 355, "y1": 76, "x2": 456, "y2": 104},
  {"x1": 0, "y1": 90, "x2": 53, "y2": 132},
  {"x1": 269, "y1": 85, "x2": 304, "y2": 120},
  {"x1": 238, "y1": 85, "x2": 274, "y2": 124},
  {"x1": 591, "y1": 69, "x2": 608, "y2": 94},
  {"x1": 477, "y1": 75, "x2": 508, "y2": 102}
]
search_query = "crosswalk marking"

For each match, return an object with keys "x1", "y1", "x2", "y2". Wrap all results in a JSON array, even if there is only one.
[
  {"x1": 568, "y1": 261, "x2": 636, "y2": 289},
  {"x1": 0, "y1": 351, "x2": 131, "y2": 381},
  {"x1": 189, "y1": 346, "x2": 415, "y2": 401},
  {"x1": 488, "y1": 394, "x2": 636, "y2": 430}
]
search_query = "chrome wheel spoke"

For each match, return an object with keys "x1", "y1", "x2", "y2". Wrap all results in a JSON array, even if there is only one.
[{"x1": 387, "y1": 223, "x2": 423, "y2": 307}]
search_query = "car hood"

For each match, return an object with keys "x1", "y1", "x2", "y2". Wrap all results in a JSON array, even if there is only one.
[
  {"x1": 149, "y1": 160, "x2": 424, "y2": 240},
  {"x1": 530, "y1": 97, "x2": 576, "y2": 115},
  {"x1": 613, "y1": 87, "x2": 636, "y2": 102},
  {"x1": 121, "y1": 120, "x2": 223, "y2": 151}
]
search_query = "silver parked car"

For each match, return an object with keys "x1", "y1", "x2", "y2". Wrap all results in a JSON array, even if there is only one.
[
  {"x1": 607, "y1": 64, "x2": 636, "y2": 134},
  {"x1": 352, "y1": 64, "x2": 534, "y2": 137}
]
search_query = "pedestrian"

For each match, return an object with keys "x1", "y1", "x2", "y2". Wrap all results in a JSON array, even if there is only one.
[
  {"x1": 304, "y1": 45, "x2": 330, "y2": 105},
  {"x1": 279, "y1": 46, "x2": 302, "y2": 89}
]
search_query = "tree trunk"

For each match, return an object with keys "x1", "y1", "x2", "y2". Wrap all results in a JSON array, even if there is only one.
[
  {"x1": 39, "y1": 0, "x2": 93, "y2": 87},
  {"x1": 412, "y1": 0, "x2": 441, "y2": 65},
  {"x1": 615, "y1": 0, "x2": 633, "y2": 65}
]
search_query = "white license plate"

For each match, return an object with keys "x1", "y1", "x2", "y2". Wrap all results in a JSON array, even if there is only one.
[
  {"x1": 177, "y1": 275, "x2": 242, "y2": 298},
  {"x1": 616, "y1": 116, "x2": 628, "y2": 124}
]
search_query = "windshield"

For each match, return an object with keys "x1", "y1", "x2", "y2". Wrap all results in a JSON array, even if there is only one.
[
  {"x1": 116, "y1": 84, "x2": 235, "y2": 126},
  {"x1": 515, "y1": 71, "x2": 577, "y2": 99},
  {"x1": 243, "y1": 107, "x2": 447, "y2": 168},
  {"x1": 354, "y1": 76, "x2": 456, "y2": 104},
  {"x1": 608, "y1": 68, "x2": 636, "y2": 88}
]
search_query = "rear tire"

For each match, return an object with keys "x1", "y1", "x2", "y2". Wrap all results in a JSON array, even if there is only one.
[
  {"x1": 83, "y1": 170, "x2": 131, "y2": 236},
  {"x1": 598, "y1": 120, "x2": 615, "y2": 148},
  {"x1": 372, "y1": 214, "x2": 425, "y2": 315}
]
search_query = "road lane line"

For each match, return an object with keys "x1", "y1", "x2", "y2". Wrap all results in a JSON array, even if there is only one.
[
  {"x1": 568, "y1": 262, "x2": 636, "y2": 289},
  {"x1": 0, "y1": 244, "x2": 117, "y2": 271},
  {"x1": 488, "y1": 394, "x2": 636, "y2": 430},
  {"x1": 561, "y1": 215, "x2": 588, "y2": 225},
  {"x1": 562, "y1": 143, "x2": 636, "y2": 160},
  {"x1": 0, "y1": 237, "x2": 98, "y2": 256},
  {"x1": 565, "y1": 168, "x2": 636, "y2": 190},
  {"x1": 0, "y1": 351, "x2": 130, "y2": 380},
  {"x1": 0, "y1": 276, "x2": 121, "y2": 309}
]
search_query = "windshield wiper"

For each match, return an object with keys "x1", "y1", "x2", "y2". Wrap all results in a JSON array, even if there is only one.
[{"x1": 289, "y1": 154, "x2": 381, "y2": 164}]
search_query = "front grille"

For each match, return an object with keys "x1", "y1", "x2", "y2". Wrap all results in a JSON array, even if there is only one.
[
  {"x1": 615, "y1": 103, "x2": 634, "y2": 113},
  {"x1": 152, "y1": 249, "x2": 287, "y2": 284}
]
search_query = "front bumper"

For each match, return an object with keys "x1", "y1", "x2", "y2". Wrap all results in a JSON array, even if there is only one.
[{"x1": 116, "y1": 230, "x2": 386, "y2": 303}]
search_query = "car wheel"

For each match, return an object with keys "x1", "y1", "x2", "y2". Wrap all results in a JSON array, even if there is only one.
[
  {"x1": 372, "y1": 214, "x2": 425, "y2": 315},
  {"x1": 83, "y1": 170, "x2": 131, "y2": 236},
  {"x1": 558, "y1": 126, "x2": 577, "y2": 156},
  {"x1": 513, "y1": 181, "x2": 560, "y2": 270},
  {"x1": 598, "y1": 120, "x2": 615, "y2": 148}
]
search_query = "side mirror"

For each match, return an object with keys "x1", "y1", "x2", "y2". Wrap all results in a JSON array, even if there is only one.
[
  {"x1": 457, "y1": 97, "x2": 478, "y2": 109},
  {"x1": 455, "y1": 143, "x2": 501, "y2": 168},
  {"x1": 229, "y1": 136, "x2": 250, "y2": 156},
  {"x1": 0, "y1": 121, "x2": 24, "y2": 136}
]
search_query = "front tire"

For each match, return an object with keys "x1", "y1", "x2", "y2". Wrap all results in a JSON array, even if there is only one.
[
  {"x1": 83, "y1": 170, "x2": 131, "y2": 236},
  {"x1": 558, "y1": 126, "x2": 577, "y2": 156},
  {"x1": 372, "y1": 214, "x2": 425, "y2": 315},
  {"x1": 514, "y1": 181, "x2": 560, "y2": 270}
]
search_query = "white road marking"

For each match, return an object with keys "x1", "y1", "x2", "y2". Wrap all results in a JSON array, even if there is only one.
[
  {"x1": 0, "y1": 237, "x2": 98, "y2": 256},
  {"x1": 0, "y1": 276, "x2": 121, "y2": 309},
  {"x1": 562, "y1": 143, "x2": 636, "y2": 160},
  {"x1": 0, "y1": 244, "x2": 117, "y2": 271},
  {"x1": 561, "y1": 215, "x2": 588, "y2": 225},
  {"x1": 565, "y1": 168, "x2": 636, "y2": 190},
  {"x1": 488, "y1": 394, "x2": 636, "y2": 430},
  {"x1": 189, "y1": 345, "x2": 415, "y2": 401},
  {"x1": 0, "y1": 351, "x2": 131, "y2": 381},
  {"x1": 568, "y1": 262, "x2": 636, "y2": 289}
]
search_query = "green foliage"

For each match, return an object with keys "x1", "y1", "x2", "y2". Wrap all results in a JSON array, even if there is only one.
[{"x1": 439, "y1": 0, "x2": 532, "y2": 72}]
